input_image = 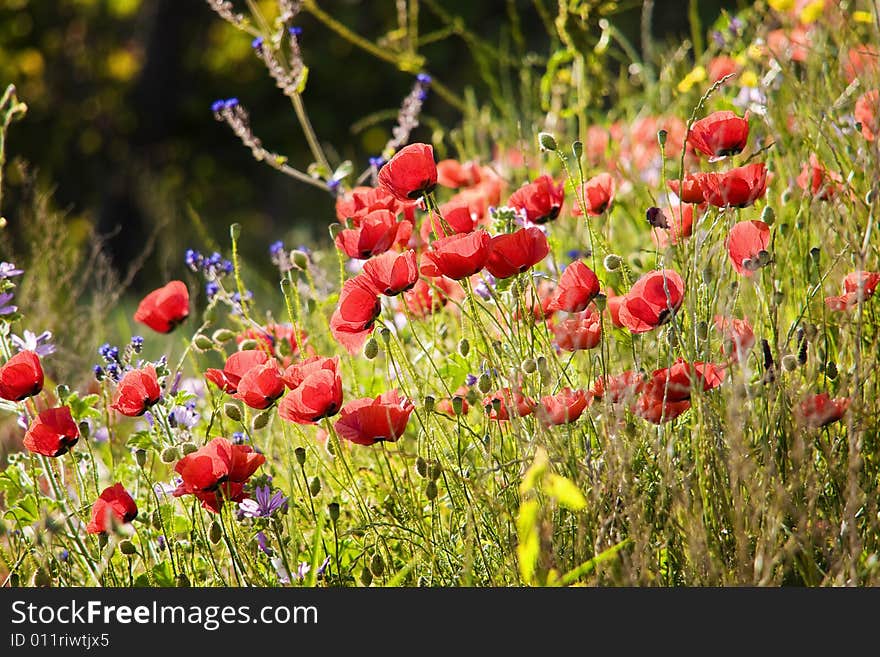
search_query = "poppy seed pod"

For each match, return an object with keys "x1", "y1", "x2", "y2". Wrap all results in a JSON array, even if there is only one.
[
  {"x1": 477, "y1": 373, "x2": 492, "y2": 394},
  {"x1": 224, "y1": 402, "x2": 242, "y2": 422},
  {"x1": 458, "y1": 338, "x2": 470, "y2": 357},
  {"x1": 295, "y1": 447, "x2": 306, "y2": 465},
  {"x1": 538, "y1": 132, "x2": 558, "y2": 151},
  {"x1": 363, "y1": 337, "x2": 379, "y2": 360},
  {"x1": 328, "y1": 502, "x2": 340, "y2": 522},
  {"x1": 209, "y1": 521, "x2": 223, "y2": 544},
  {"x1": 309, "y1": 476, "x2": 321, "y2": 496}
]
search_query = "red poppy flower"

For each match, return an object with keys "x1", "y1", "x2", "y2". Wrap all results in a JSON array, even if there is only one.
[
  {"x1": 483, "y1": 388, "x2": 536, "y2": 421},
  {"x1": 233, "y1": 362, "x2": 284, "y2": 410},
  {"x1": 436, "y1": 159, "x2": 482, "y2": 189},
  {"x1": 855, "y1": 90, "x2": 879, "y2": 142},
  {"x1": 667, "y1": 174, "x2": 707, "y2": 204},
  {"x1": 507, "y1": 175, "x2": 565, "y2": 224},
  {"x1": 708, "y1": 55, "x2": 740, "y2": 82},
  {"x1": 335, "y1": 210, "x2": 411, "y2": 259},
  {"x1": 727, "y1": 220, "x2": 770, "y2": 277},
  {"x1": 22, "y1": 406, "x2": 79, "y2": 457},
  {"x1": 330, "y1": 275, "x2": 382, "y2": 355},
  {"x1": 279, "y1": 356, "x2": 343, "y2": 424},
  {"x1": 796, "y1": 153, "x2": 843, "y2": 200},
  {"x1": 552, "y1": 310, "x2": 602, "y2": 351},
  {"x1": 403, "y1": 276, "x2": 462, "y2": 318},
  {"x1": 635, "y1": 395, "x2": 692, "y2": 424},
  {"x1": 420, "y1": 201, "x2": 477, "y2": 242},
  {"x1": 435, "y1": 385, "x2": 470, "y2": 416},
  {"x1": 843, "y1": 45, "x2": 880, "y2": 84},
  {"x1": 0, "y1": 350, "x2": 44, "y2": 402},
  {"x1": 606, "y1": 290, "x2": 625, "y2": 328},
  {"x1": 547, "y1": 261, "x2": 600, "y2": 313},
  {"x1": 361, "y1": 249, "x2": 419, "y2": 296},
  {"x1": 797, "y1": 393, "x2": 851, "y2": 428},
  {"x1": 485, "y1": 227, "x2": 549, "y2": 279},
  {"x1": 714, "y1": 315, "x2": 755, "y2": 363},
  {"x1": 698, "y1": 163, "x2": 768, "y2": 208},
  {"x1": 618, "y1": 269, "x2": 685, "y2": 334},
  {"x1": 86, "y1": 483, "x2": 138, "y2": 534},
  {"x1": 377, "y1": 143, "x2": 438, "y2": 201},
  {"x1": 536, "y1": 388, "x2": 591, "y2": 426},
  {"x1": 173, "y1": 437, "x2": 266, "y2": 513},
  {"x1": 111, "y1": 366, "x2": 161, "y2": 417},
  {"x1": 825, "y1": 271, "x2": 880, "y2": 311},
  {"x1": 134, "y1": 280, "x2": 189, "y2": 334},
  {"x1": 651, "y1": 203, "x2": 705, "y2": 248},
  {"x1": 420, "y1": 230, "x2": 491, "y2": 280},
  {"x1": 687, "y1": 111, "x2": 750, "y2": 159},
  {"x1": 766, "y1": 26, "x2": 810, "y2": 63},
  {"x1": 205, "y1": 350, "x2": 270, "y2": 394},
  {"x1": 572, "y1": 173, "x2": 615, "y2": 216},
  {"x1": 334, "y1": 389, "x2": 414, "y2": 446},
  {"x1": 591, "y1": 371, "x2": 646, "y2": 404},
  {"x1": 643, "y1": 359, "x2": 726, "y2": 403},
  {"x1": 237, "y1": 323, "x2": 307, "y2": 364},
  {"x1": 335, "y1": 185, "x2": 416, "y2": 225}
]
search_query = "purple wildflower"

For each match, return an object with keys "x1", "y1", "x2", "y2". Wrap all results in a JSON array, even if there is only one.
[
  {"x1": 0, "y1": 262, "x2": 23, "y2": 279},
  {"x1": 238, "y1": 485, "x2": 288, "y2": 519},
  {"x1": 0, "y1": 292, "x2": 18, "y2": 316},
  {"x1": 11, "y1": 330, "x2": 55, "y2": 357}
]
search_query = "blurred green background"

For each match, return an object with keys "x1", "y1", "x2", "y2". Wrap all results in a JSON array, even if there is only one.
[{"x1": 0, "y1": 0, "x2": 740, "y2": 289}]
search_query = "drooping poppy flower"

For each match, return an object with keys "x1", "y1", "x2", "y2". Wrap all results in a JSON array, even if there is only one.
[
  {"x1": 86, "y1": 483, "x2": 138, "y2": 534},
  {"x1": 796, "y1": 153, "x2": 843, "y2": 200},
  {"x1": 0, "y1": 350, "x2": 44, "y2": 402},
  {"x1": 435, "y1": 385, "x2": 470, "y2": 416},
  {"x1": 855, "y1": 90, "x2": 879, "y2": 142},
  {"x1": 485, "y1": 227, "x2": 549, "y2": 279},
  {"x1": 361, "y1": 249, "x2": 419, "y2": 296},
  {"x1": 279, "y1": 356, "x2": 343, "y2": 424},
  {"x1": 726, "y1": 220, "x2": 770, "y2": 277},
  {"x1": 797, "y1": 393, "x2": 851, "y2": 428},
  {"x1": 698, "y1": 163, "x2": 768, "y2": 208},
  {"x1": 590, "y1": 371, "x2": 646, "y2": 405},
  {"x1": 436, "y1": 159, "x2": 482, "y2": 188},
  {"x1": 825, "y1": 271, "x2": 880, "y2": 311},
  {"x1": 205, "y1": 350, "x2": 270, "y2": 394},
  {"x1": 551, "y1": 310, "x2": 602, "y2": 351},
  {"x1": 547, "y1": 261, "x2": 600, "y2": 313},
  {"x1": 483, "y1": 388, "x2": 536, "y2": 421},
  {"x1": 643, "y1": 359, "x2": 726, "y2": 403},
  {"x1": 330, "y1": 275, "x2": 382, "y2": 355},
  {"x1": 403, "y1": 276, "x2": 462, "y2": 318},
  {"x1": 110, "y1": 365, "x2": 161, "y2": 417},
  {"x1": 134, "y1": 280, "x2": 190, "y2": 334},
  {"x1": 667, "y1": 174, "x2": 707, "y2": 204},
  {"x1": 334, "y1": 389, "x2": 414, "y2": 446},
  {"x1": 507, "y1": 175, "x2": 565, "y2": 224},
  {"x1": 420, "y1": 230, "x2": 491, "y2": 280},
  {"x1": 572, "y1": 173, "x2": 615, "y2": 216},
  {"x1": 335, "y1": 210, "x2": 411, "y2": 259},
  {"x1": 714, "y1": 315, "x2": 756, "y2": 363},
  {"x1": 233, "y1": 362, "x2": 285, "y2": 410},
  {"x1": 22, "y1": 406, "x2": 79, "y2": 457},
  {"x1": 687, "y1": 111, "x2": 750, "y2": 159},
  {"x1": 536, "y1": 388, "x2": 590, "y2": 426},
  {"x1": 377, "y1": 142, "x2": 438, "y2": 201},
  {"x1": 335, "y1": 185, "x2": 416, "y2": 225},
  {"x1": 420, "y1": 201, "x2": 477, "y2": 242},
  {"x1": 618, "y1": 269, "x2": 685, "y2": 334},
  {"x1": 173, "y1": 437, "x2": 266, "y2": 513}
]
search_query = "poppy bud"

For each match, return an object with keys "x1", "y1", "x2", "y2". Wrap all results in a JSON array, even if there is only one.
[
  {"x1": 328, "y1": 502, "x2": 340, "y2": 522},
  {"x1": 309, "y1": 476, "x2": 321, "y2": 496},
  {"x1": 761, "y1": 206, "x2": 775, "y2": 225},
  {"x1": 773, "y1": 291, "x2": 784, "y2": 305},
  {"x1": 452, "y1": 396, "x2": 465, "y2": 415},
  {"x1": 194, "y1": 334, "x2": 214, "y2": 351},
  {"x1": 572, "y1": 140, "x2": 583, "y2": 160},
  {"x1": 429, "y1": 463, "x2": 442, "y2": 480},
  {"x1": 212, "y1": 329, "x2": 236, "y2": 343},
  {"x1": 32, "y1": 567, "x2": 52, "y2": 587},
  {"x1": 238, "y1": 339, "x2": 260, "y2": 350},
  {"x1": 291, "y1": 249, "x2": 309, "y2": 270},
  {"x1": 252, "y1": 409, "x2": 271, "y2": 430},
  {"x1": 329, "y1": 222, "x2": 343, "y2": 240},
  {"x1": 522, "y1": 358, "x2": 537, "y2": 374},
  {"x1": 120, "y1": 539, "x2": 137, "y2": 556},
  {"x1": 782, "y1": 355, "x2": 798, "y2": 371},
  {"x1": 160, "y1": 447, "x2": 180, "y2": 464},
  {"x1": 603, "y1": 254, "x2": 622, "y2": 271},
  {"x1": 370, "y1": 553, "x2": 385, "y2": 576},
  {"x1": 425, "y1": 480, "x2": 438, "y2": 500},
  {"x1": 360, "y1": 566, "x2": 373, "y2": 586},
  {"x1": 538, "y1": 132, "x2": 558, "y2": 152},
  {"x1": 224, "y1": 403, "x2": 242, "y2": 421},
  {"x1": 458, "y1": 338, "x2": 470, "y2": 357},
  {"x1": 826, "y1": 361, "x2": 838, "y2": 380},
  {"x1": 379, "y1": 327, "x2": 392, "y2": 345},
  {"x1": 295, "y1": 447, "x2": 306, "y2": 465},
  {"x1": 537, "y1": 355, "x2": 549, "y2": 374},
  {"x1": 866, "y1": 190, "x2": 874, "y2": 205},
  {"x1": 415, "y1": 457, "x2": 428, "y2": 478},
  {"x1": 182, "y1": 442, "x2": 198, "y2": 455},
  {"x1": 209, "y1": 521, "x2": 223, "y2": 544},
  {"x1": 363, "y1": 337, "x2": 379, "y2": 360},
  {"x1": 230, "y1": 223, "x2": 242, "y2": 240},
  {"x1": 809, "y1": 247, "x2": 821, "y2": 264},
  {"x1": 477, "y1": 373, "x2": 492, "y2": 394},
  {"x1": 657, "y1": 129, "x2": 668, "y2": 146},
  {"x1": 696, "y1": 321, "x2": 709, "y2": 341},
  {"x1": 135, "y1": 449, "x2": 147, "y2": 468},
  {"x1": 55, "y1": 384, "x2": 70, "y2": 403},
  {"x1": 757, "y1": 250, "x2": 771, "y2": 267},
  {"x1": 781, "y1": 189, "x2": 792, "y2": 204},
  {"x1": 423, "y1": 395, "x2": 435, "y2": 412},
  {"x1": 78, "y1": 421, "x2": 91, "y2": 439}
]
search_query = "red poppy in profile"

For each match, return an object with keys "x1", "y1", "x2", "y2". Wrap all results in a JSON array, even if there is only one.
[
  {"x1": 335, "y1": 209, "x2": 411, "y2": 259},
  {"x1": 173, "y1": 437, "x2": 266, "y2": 513},
  {"x1": 403, "y1": 276, "x2": 462, "y2": 318},
  {"x1": 855, "y1": 90, "x2": 879, "y2": 141},
  {"x1": 643, "y1": 359, "x2": 726, "y2": 403},
  {"x1": 825, "y1": 271, "x2": 880, "y2": 311},
  {"x1": 698, "y1": 163, "x2": 767, "y2": 208},
  {"x1": 714, "y1": 315, "x2": 755, "y2": 363},
  {"x1": 591, "y1": 371, "x2": 646, "y2": 405},
  {"x1": 335, "y1": 185, "x2": 416, "y2": 225},
  {"x1": 362, "y1": 249, "x2": 420, "y2": 296},
  {"x1": 727, "y1": 220, "x2": 770, "y2": 277},
  {"x1": 667, "y1": 174, "x2": 707, "y2": 204},
  {"x1": 798, "y1": 393, "x2": 851, "y2": 428},
  {"x1": 377, "y1": 143, "x2": 438, "y2": 201},
  {"x1": 436, "y1": 159, "x2": 482, "y2": 189},
  {"x1": 435, "y1": 385, "x2": 470, "y2": 416},
  {"x1": 134, "y1": 280, "x2": 190, "y2": 334},
  {"x1": 420, "y1": 230, "x2": 491, "y2": 280},
  {"x1": 536, "y1": 388, "x2": 591, "y2": 426},
  {"x1": 547, "y1": 261, "x2": 600, "y2": 313},
  {"x1": 552, "y1": 310, "x2": 602, "y2": 351},
  {"x1": 572, "y1": 173, "x2": 615, "y2": 216},
  {"x1": 618, "y1": 269, "x2": 685, "y2": 334},
  {"x1": 86, "y1": 483, "x2": 138, "y2": 534},
  {"x1": 233, "y1": 362, "x2": 284, "y2": 410},
  {"x1": 483, "y1": 388, "x2": 536, "y2": 421},
  {"x1": 507, "y1": 175, "x2": 565, "y2": 224},
  {"x1": 0, "y1": 350, "x2": 44, "y2": 402},
  {"x1": 796, "y1": 153, "x2": 843, "y2": 200},
  {"x1": 334, "y1": 389, "x2": 414, "y2": 446},
  {"x1": 485, "y1": 227, "x2": 549, "y2": 279},
  {"x1": 279, "y1": 356, "x2": 343, "y2": 424},
  {"x1": 605, "y1": 290, "x2": 625, "y2": 328},
  {"x1": 687, "y1": 111, "x2": 750, "y2": 159},
  {"x1": 330, "y1": 275, "x2": 382, "y2": 355},
  {"x1": 420, "y1": 201, "x2": 477, "y2": 242},
  {"x1": 111, "y1": 365, "x2": 161, "y2": 417},
  {"x1": 205, "y1": 350, "x2": 270, "y2": 394},
  {"x1": 22, "y1": 406, "x2": 79, "y2": 457}
]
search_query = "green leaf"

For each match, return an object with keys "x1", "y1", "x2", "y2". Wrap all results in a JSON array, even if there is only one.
[
  {"x1": 516, "y1": 498, "x2": 541, "y2": 584},
  {"x1": 545, "y1": 474, "x2": 587, "y2": 511},
  {"x1": 553, "y1": 538, "x2": 632, "y2": 586},
  {"x1": 126, "y1": 430, "x2": 159, "y2": 451}
]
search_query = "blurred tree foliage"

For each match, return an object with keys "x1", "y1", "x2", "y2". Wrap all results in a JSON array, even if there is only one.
[{"x1": 0, "y1": 0, "x2": 737, "y2": 288}]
